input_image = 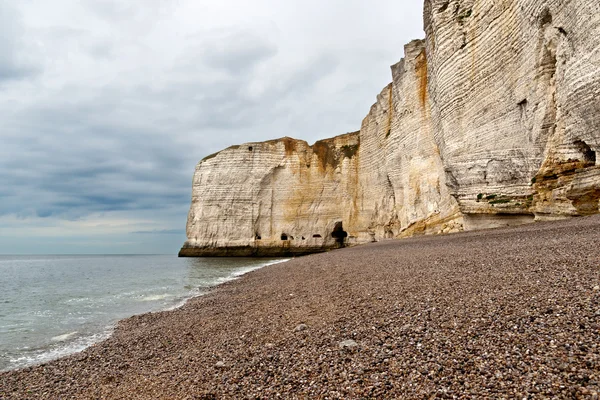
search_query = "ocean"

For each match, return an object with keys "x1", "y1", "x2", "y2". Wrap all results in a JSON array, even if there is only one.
[{"x1": 0, "y1": 254, "x2": 287, "y2": 371}]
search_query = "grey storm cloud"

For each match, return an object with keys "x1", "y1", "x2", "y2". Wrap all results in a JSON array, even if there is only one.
[
  {"x1": 200, "y1": 31, "x2": 279, "y2": 74},
  {"x1": 0, "y1": 0, "x2": 424, "y2": 254}
]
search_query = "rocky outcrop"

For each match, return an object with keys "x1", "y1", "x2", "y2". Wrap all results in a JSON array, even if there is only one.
[
  {"x1": 180, "y1": 135, "x2": 361, "y2": 256},
  {"x1": 180, "y1": 0, "x2": 599, "y2": 257}
]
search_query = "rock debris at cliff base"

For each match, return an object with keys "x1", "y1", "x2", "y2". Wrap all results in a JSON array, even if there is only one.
[{"x1": 3, "y1": 215, "x2": 600, "y2": 399}]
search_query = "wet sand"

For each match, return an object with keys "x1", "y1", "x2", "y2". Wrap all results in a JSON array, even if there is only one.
[{"x1": 2, "y1": 215, "x2": 600, "y2": 399}]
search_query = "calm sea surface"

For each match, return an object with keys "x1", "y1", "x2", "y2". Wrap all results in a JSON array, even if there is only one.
[{"x1": 0, "y1": 255, "x2": 287, "y2": 371}]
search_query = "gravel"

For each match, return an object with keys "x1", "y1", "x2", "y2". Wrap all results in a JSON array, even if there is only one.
[{"x1": 2, "y1": 215, "x2": 600, "y2": 399}]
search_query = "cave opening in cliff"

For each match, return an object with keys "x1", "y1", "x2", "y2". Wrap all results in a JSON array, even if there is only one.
[
  {"x1": 331, "y1": 222, "x2": 348, "y2": 246},
  {"x1": 281, "y1": 234, "x2": 288, "y2": 241},
  {"x1": 539, "y1": 9, "x2": 552, "y2": 27},
  {"x1": 574, "y1": 140, "x2": 596, "y2": 165},
  {"x1": 518, "y1": 99, "x2": 528, "y2": 115}
]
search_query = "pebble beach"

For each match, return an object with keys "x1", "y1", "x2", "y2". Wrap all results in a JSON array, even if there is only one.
[{"x1": 2, "y1": 215, "x2": 600, "y2": 399}]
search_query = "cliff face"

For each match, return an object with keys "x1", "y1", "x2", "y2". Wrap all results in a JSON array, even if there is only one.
[
  {"x1": 180, "y1": 134, "x2": 361, "y2": 256},
  {"x1": 180, "y1": 0, "x2": 599, "y2": 257},
  {"x1": 424, "y1": 0, "x2": 600, "y2": 228}
]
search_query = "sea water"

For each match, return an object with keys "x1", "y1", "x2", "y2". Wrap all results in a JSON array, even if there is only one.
[{"x1": 0, "y1": 255, "x2": 287, "y2": 371}]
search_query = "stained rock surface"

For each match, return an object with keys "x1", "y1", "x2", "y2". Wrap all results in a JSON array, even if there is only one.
[{"x1": 181, "y1": 0, "x2": 599, "y2": 256}]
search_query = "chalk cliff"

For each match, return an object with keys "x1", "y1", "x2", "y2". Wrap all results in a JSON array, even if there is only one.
[{"x1": 180, "y1": 0, "x2": 599, "y2": 257}]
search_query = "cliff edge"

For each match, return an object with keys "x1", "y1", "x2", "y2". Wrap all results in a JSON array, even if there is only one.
[{"x1": 180, "y1": 0, "x2": 599, "y2": 257}]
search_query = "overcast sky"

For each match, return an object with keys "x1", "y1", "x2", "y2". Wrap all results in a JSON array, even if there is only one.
[{"x1": 0, "y1": 0, "x2": 423, "y2": 255}]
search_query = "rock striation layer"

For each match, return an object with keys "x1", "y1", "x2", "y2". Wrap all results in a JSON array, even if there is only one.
[{"x1": 180, "y1": 0, "x2": 599, "y2": 257}]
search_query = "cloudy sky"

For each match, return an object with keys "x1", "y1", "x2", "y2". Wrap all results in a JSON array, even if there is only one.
[{"x1": 0, "y1": 0, "x2": 423, "y2": 254}]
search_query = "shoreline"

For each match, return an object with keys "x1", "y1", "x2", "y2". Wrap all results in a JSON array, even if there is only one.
[
  {"x1": 0, "y1": 258, "x2": 290, "y2": 374},
  {"x1": 2, "y1": 215, "x2": 600, "y2": 398},
  {"x1": 178, "y1": 245, "x2": 333, "y2": 257}
]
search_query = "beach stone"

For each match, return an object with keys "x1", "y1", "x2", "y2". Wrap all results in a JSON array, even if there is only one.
[
  {"x1": 339, "y1": 340, "x2": 359, "y2": 350},
  {"x1": 215, "y1": 361, "x2": 225, "y2": 368},
  {"x1": 294, "y1": 324, "x2": 308, "y2": 332}
]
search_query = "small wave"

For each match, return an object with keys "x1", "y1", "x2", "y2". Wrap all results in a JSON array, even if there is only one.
[
  {"x1": 51, "y1": 331, "x2": 79, "y2": 342},
  {"x1": 214, "y1": 259, "x2": 291, "y2": 284},
  {"x1": 65, "y1": 297, "x2": 91, "y2": 304},
  {"x1": 137, "y1": 294, "x2": 171, "y2": 302},
  {"x1": 6, "y1": 328, "x2": 113, "y2": 371},
  {"x1": 164, "y1": 297, "x2": 193, "y2": 311},
  {"x1": 231, "y1": 258, "x2": 291, "y2": 278},
  {"x1": 29, "y1": 310, "x2": 54, "y2": 317},
  {"x1": 262, "y1": 259, "x2": 292, "y2": 267}
]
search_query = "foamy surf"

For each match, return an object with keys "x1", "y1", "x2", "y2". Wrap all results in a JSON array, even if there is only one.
[
  {"x1": 138, "y1": 294, "x2": 172, "y2": 302},
  {"x1": 51, "y1": 331, "x2": 78, "y2": 342},
  {"x1": 216, "y1": 259, "x2": 292, "y2": 284},
  {"x1": 7, "y1": 328, "x2": 113, "y2": 372}
]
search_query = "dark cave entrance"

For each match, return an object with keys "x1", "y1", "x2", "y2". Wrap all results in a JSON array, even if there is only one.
[
  {"x1": 574, "y1": 140, "x2": 596, "y2": 165},
  {"x1": 331, "y1": 221, "x2": 348, "y2": 247}
]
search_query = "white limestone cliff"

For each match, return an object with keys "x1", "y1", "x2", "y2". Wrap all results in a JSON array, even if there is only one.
[
  {"x1": 424, "y1": 0, "x2": 600, "y2": 227},
  {"x1": 181, "y1": 135, "x2": 362, "y2": 256},
  {"x1": 180, "y1": 0, "x2": 599, "y2": 257}
]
